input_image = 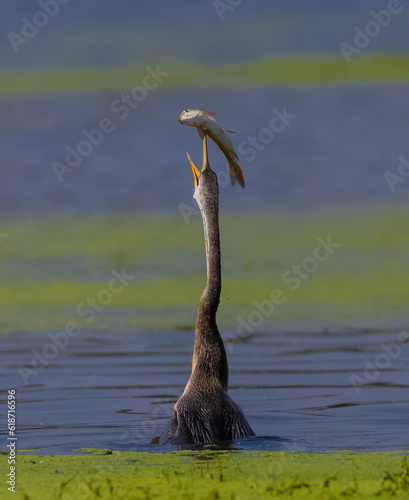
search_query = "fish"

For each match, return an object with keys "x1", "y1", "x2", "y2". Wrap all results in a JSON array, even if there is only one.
[{"x1": 178, "y1": 109, "x2": 245, "y2": 188}]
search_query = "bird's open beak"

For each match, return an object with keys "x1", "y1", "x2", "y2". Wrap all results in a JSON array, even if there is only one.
[
  {"x1": 187, "y1": 153, "x2": 201, "y2": 187},
  {"x1": 186, "y1": 136, "x2": 209, "y2": 187}
]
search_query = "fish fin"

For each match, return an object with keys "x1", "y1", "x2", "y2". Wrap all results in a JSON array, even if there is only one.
[
  {"x1": 230, "y1": 163, "x2": 245, "y2": 188},
  {"x1": 202, "y1": 112, "x2": 216, "y2": 118},
  {"x1": 224, "y1": 129, "x2": 236, "y2": 134},
  {"x1": 196, "y1": 126, "x2": 205, "y2": 140},
  {"x1": 237, "y1": 170, "x2": 245, "y2": 188}
]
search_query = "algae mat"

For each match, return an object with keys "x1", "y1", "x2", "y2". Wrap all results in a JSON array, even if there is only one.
[
  {"x1": 2, "y1": 53, "x2": 409, "y2": 96},
  {"x1": 0, "y1": 205, "x2": 408, "y2": 332},
  {"x1": 1, "y1": 450, "x2": 408, "y2": 500}
]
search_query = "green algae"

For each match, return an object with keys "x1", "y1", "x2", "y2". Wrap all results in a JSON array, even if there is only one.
[
  {"x1": 1, "y1": 450, "x2": 408, "y2": 500},
  {"x1": 1, "y1": 53, "x2": 409, "y2": 96},
  {"x1": 0, "y1": 205, "x2": 408, "y2": 332}
]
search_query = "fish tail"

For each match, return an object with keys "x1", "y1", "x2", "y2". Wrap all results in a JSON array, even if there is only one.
[{"x1": 229, "y1": 161, "x2": 245, "y2": 188}]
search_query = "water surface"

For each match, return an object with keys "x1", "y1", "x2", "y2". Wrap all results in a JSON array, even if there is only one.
[
  {"x1": 1, "y1": 86, "x2": 409, "y2": 219},
  {"x1": 1, "y1": 328, "x2": 407, "y2": 454}
]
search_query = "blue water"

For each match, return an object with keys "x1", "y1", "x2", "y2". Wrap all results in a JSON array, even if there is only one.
[
  {"x1": 1, "y1": 86, "x2": 408, "y2": 219},
  {"x1": 2, "y1": 0, "x2": 409, "y2": 71},
  {"x1": 1, "y1": 0, "x2": 409, "y2": 459},
  {"x1": 0, "y1": 328, "x2": 408, "y2": 454}
]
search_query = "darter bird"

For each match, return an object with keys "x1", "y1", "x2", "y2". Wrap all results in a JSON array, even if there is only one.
[{"x1": 161, "y1": 136, "x2": 254, "y2": 446}]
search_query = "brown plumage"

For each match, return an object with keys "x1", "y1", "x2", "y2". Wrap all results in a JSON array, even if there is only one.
[{"x1": 161, "y1": 137, "x2": 254, "y2": 446}]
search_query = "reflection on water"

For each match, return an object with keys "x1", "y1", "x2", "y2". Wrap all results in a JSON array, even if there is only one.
[{"x1": 0, "y1": 328, "x2": 408, "y2": 454}]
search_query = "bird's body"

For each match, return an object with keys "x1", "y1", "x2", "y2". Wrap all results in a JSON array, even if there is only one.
[
  {"x1": 161, "y1": 137, "x2": 254, "y2": 446},
  {"x1": 178, "y1": 109, "x2": 245, "y2": 188}
]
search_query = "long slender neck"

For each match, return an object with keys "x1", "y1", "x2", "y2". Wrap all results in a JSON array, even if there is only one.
[
  {"x1": 190, "y1": 171, "x2": 228, "y2": 391},
  {"x1": 199, "y1": 192, "x2": 221, "y2": 317}
]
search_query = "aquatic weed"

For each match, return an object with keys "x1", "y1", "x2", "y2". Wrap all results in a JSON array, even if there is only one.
[{"x1": 376, "y1": 456, "x2": 409, "y2": 496}]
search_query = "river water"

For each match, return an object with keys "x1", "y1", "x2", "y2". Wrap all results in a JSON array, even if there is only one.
[
  {"x1": 2, "y1": 0, "x2": 409, "y2": 460},
  {"x1": 1, "y1": 86, "x2": 409, "y2": 219},
  {"x1": 1, "y1": 328, "x2": 407, "y2": 454}
]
